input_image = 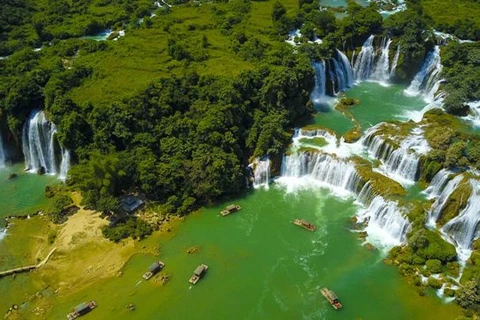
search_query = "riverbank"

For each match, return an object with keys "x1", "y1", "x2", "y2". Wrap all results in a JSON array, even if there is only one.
[{"x1": 0, "y1": 192, "x2": 182, "y2": 319}]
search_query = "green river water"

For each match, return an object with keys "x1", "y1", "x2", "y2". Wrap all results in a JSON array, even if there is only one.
[{"x1": 0, "y1": 81, "x2": 463, "y2": 319}]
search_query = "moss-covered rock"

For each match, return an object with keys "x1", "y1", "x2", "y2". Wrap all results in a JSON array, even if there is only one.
[
  {"x1": 427, "y1": 277, "x2": 443, "y2": 289},
  {"x1": 425, "y1": 259, "x2": 443, "y2": 274},
  {"x1": 443, "y1": 287, "x2": 456, "y2": 298},
  {"x1": 437, "y1": 178, "x2": 470, "y2": 226},
  {"x1": 298, "y1": 137, "x2": 327, "y2": 148},
  {"x1": 408, "y1": 228, "x2": 457, "y2": 263},
  {"x1": 353, "y1": 156, "x2": 406, "y2": 198}
]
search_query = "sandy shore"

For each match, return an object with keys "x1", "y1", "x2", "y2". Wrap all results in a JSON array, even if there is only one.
[
  {"x1": 43, "y1": 207, "x2": 136, "y2": 293},
  {"x1": 2, "y1": 193, "x2": 184, "y2": 319}
]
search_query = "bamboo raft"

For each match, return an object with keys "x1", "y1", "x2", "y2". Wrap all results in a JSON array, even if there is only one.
[{"x1": 0, "y1": 247, "x2": 57, "y2": 278}]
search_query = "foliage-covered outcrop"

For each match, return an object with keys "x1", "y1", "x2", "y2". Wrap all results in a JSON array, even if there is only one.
[{"x1": 441, "y1": 41, "x2": 480, "y2": 114}]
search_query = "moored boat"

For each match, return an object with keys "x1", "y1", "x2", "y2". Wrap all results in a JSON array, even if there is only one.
[
  {"x1": 293, "y1": 219, "x2": 316, "y2": 231},
  {"x1": 189, "y1": 264, "x2": 208, "y2": 284},
  {"x1": 220, "y1": 204, "x2": 241, "y2": 216},
  {"x1": 321, "y1": 287, "x2": 342, "y2": 310},
  {"x1": 142, "y1": 261, "x2": 165, "y2": 280},
  {"x1": 67, "y1": 300, "x2": 97, "y2": 319}
]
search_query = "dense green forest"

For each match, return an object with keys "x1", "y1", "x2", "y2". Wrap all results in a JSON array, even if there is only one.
[
  {"x1": 1, "y1": 0, "x2": 480, "y2": 315},
  {"x1": 0, "y1": 0, "x2": 479, "y2": 243}
]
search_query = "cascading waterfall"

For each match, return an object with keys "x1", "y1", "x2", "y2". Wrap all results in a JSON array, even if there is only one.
[
  {"x1": 463, "y1": 100, "x2": 480, "y2": 127},
  {"x1": 0, "y1": 131, "x2": 6, "y2": 168},
  {"x1": 356, "y1": 196, "x2": 411, "y2": 248},
  {"x1": 311, "y1": 61, "x2": 327, "y2": 107},
  {"x1": 441, "y1": 179, "x2": 480, "y2": 261},
  {"x1": 279, "y1": 149, "x2": 410, "y2": 247},
  {"x1": 336, "y1": 50, "x2": 354, "y2": 90},
  {"x1": 353, "y1": 35, "x2": 375, "y2": 81},
  {"x1": 405, "y1": 46, "x2": 442, "y2": 98},
  {"x1": 22, "y1": 109, "x2": 70, "y2": 177},
  {"x1": 371, "y1": 38, "x2": 392, "y2": 83},
  {"x1": 59, "y1": 149, "x2": 71, "y2": 181},
  {"x1": 23, "y1": 110, "x2": 58, "y2": 174},
  {"x1": 423, "y1": 169, "x2": 454, "y2": 199},
  {"x1": 280, "y1": 152, "x2": 362, "y2": 196},
  {"x1": 362, "y1": 126, "x2": 430, "y2": 184},
  {"x1": 426, "y1": 174, "x2": 464, "y2": 228},
  {"x1": 251, "y1": 157, "x2": 271, "y2": 189},
  {"x1": 389, "y1": 45, "x2": 400, "y2": 79}
]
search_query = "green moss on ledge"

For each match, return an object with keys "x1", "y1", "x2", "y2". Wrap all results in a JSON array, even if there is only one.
[
  {"x1": 298, "y1": 137, "x2": 327, "y2": 148},
  {"x1": 437, "y1": 178, "x2": 471, "y2": 227},
  {"x1": 353, "y1": 156, "x2": 406, "y2": 197}
]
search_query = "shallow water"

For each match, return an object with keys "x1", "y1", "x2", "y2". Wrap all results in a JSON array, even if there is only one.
[
  {"x1": 36, "y1": 186, "x2": 461, "y2": 320},
  {"x1": 313, "y1": 82, "x2": 425, "y2": 134},
  {"x1": 0, "y1": 164, "x2": 55, "y2": 220}
]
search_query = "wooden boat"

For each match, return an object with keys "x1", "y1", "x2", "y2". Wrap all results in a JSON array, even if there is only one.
[
  {"x1": 321, "y1": 288, "x2": 342, "y2": 310},
  {"x1": 67, "y1": 300, "x2": 97, "y2": 319},
  {"x1": 142, "y1": 261, "x2": 165, "y2": 280},
  {"x1": 189, "y1": 264, "x2": 208, "y2": 284},
  {"x1": 293, "y1": 219, "x2": 316, "y2": 231},
  {"x1": 220, "y1": 204, "x2": 241, "y2": 216}
]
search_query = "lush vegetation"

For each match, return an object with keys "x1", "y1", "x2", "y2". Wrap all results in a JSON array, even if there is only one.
[
  {"x1": 0, "y1": 0, "x2": 157, "y2": 55},
  {"x1": 420, "y1": 110, "x2": 480, "y2": 181},
  {"x1": 1, "y1": 1, "x2": 480, "y2": 315},
  {"x1": 441, "y1": 41, "x2": 480, "y2": 114},
  {"x1": 420, "y1": 0, "x2": 480, "y2": 41}
]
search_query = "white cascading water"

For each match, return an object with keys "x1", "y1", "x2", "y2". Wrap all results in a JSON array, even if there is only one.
[
  {"x1": 336, "y1": 50, "x2": 354, "y2": 90},
  {"x1": 389, "y1": 45, "x2": 400, "y2": 79},
  {"x1": 0, "y1": 130, "x2": 6, "y2": 168},
  {"x1": 356, "y1": 196, "x2": 411, "y2": 248},
  {"x1": 280, "y1": 152, "x2": 362, "y2": 196},
  {"x1": 22, "y1": 109, "x2": 70, "y2": 177},
  {"x1": 353, "y1": 35, "x2": 375, "y2": 81},
  {"x1": 252, "y1": 157, "x2": 271, "y2": 189},
  {"x1": 362, "y1": 126, "x2": 430, "y2": 184},
  {"x1": 404, "y1": 46, "x2": 442, "y2": 99},
  {"x1": 426, "y1": 174, "x2": 464, "y2": 228},
  {"x1": 279, "y1": 147, "x2": 411, "y2": 248},
  {"x1": 59, "y1": 148, "x2": 71, "y2": 181},
  {"x1": 423, "y1": 169, "x2": 454, "y2": 199},
  {"x1": 371, "y1": 38, "x2": 392, "y2": 83},
  {"x1": 441, "y1": 179, "x2": 480, "y2": 261},
  {"x1": 463, "y1": 101, "x2": 480, "y2": 127},
  {"x1": 311, "y1": 61, "x2": 327, "y2": 107},
  {"x1": 328, "y1": 50, "x2": 354, "y2": 93}
]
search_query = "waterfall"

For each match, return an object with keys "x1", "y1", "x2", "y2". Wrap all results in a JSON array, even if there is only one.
[
  {"x1": 353, "y1": 35, "x2": 375, "y2": 81},
  {"x1": 328, "y1": 51, "x2": 354, "y2": 93},
  {"x1": 405, "y1": 46, "x2": 442, "y2": 98},
  {"x1": 279, "y1": 148, "x2": 410, "y2": 248},
  {"x1": 280, "y1": 152, "x2": 362, "y2": 196},
  {"x1": 311, "y1": 61, "x2": 327, "y2": 107},
  {"x1": 22, "y1": 109, "x2": 71, "y2": 177},
  {"x1": 423, "y1": 169, "x2": 454, "y2": 199},
  {"x1": 23, "y1": 110, "x2": 58, "y2": 174},
  {"x1": 426, "y1": 174, "x2": 464, "y2": 228},
  {"x1": 389, "y1": 45, "x2": 400, "y2": 79},
  {"x1": 362, "y1": 126, "x2": 430, "y2": 184},
  {"x1": 251, "y1": 157, "x2": 271, "y2": 189},
  {"x1": 441, "y1": 179, "x2": 480, "y2": 261},
  {"x1": 336, "y1": 50, "x2": 354, "y2": 89},
  {"x1": 463, "y1": 100, "x2": 480, "y2": 127},
  {"x1": 59, "y1": 149, "x2": 71, "y2": 181},
  {"x1": 371, "y1": 38, "x2": 392, "y2": 83},
  {"x1": 0, "y1": 131, "x2": 6, "y2": 168},
  {"x1": 356, "y1": 196, "x2": 411, "y2": 248}
]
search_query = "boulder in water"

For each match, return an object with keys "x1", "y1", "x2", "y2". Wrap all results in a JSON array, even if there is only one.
[{"x1": 37, "y1": 167, "x2": 46, "y2": 175}]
